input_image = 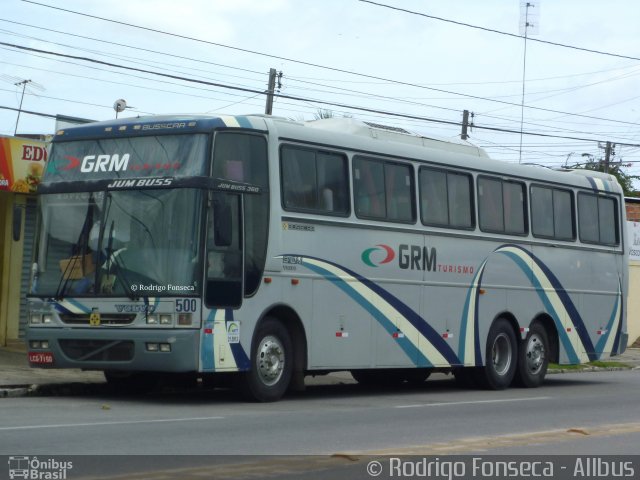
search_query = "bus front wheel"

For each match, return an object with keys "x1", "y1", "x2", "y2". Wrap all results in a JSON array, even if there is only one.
[
  {"x1": 478, "y1": 318, "x2": 517, "y2": 390},
  {"x1": 239, "y1": 318, "x2": 293, "y2": 402}
]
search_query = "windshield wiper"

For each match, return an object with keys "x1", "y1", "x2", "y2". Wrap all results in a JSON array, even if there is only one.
[
  {"x1": 103, "y1": 220, "x2": 137, "y2": 300},
  {"x1": 54, "y1": 196, "x2": 95, "y2": 299}
]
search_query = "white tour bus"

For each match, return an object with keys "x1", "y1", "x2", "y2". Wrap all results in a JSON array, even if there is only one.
[{"x1": 24, "y1": 115, "x2": 628, "y2": 401}]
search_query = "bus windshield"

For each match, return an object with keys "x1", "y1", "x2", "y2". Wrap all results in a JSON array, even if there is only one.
[{"x1": 34, "y1": 188, "x2": 204, "y2": 298}]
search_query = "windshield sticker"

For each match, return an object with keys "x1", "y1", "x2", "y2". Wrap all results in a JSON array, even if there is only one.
[{"x1": 227, "y1": 321, "x2": 240, "y2": 344}]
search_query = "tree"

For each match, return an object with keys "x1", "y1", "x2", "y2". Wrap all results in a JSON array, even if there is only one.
[
  {"x1": 571, "y1": 153, "x2": 639, "y2": 197},
  {"x1": 312, "y1": 109, "x2": 352, "y2": 120}
]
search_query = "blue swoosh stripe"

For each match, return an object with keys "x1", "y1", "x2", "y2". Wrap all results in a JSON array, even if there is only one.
[
  {"x1": 299, "y1": 254, "x2": 459, "y2": 365},
  {"x1": 473, "y1": 267, "x2": 486, "y2": 366},
  {"x1": 225, "y1": 309, "x2": 251, "y2": 370},
  {"x1": 303, "y1": 261, "x2": 430, "y2": 367},
  {"x1": 586, "y1": 177, "x2": 599, "y2": 191},
  {"x1": 595, "y1": 292, "x2": 619, "y2": 354},
  {"x1": 499, "y1": 250, "x2": 580, "y2": 364},
  {"x1": 502, "y1": 245, "x2": 596, "y2": 360},
  {"x1": 200, "y1": 309, "x2": 216, "y2": 372},
  {"x1": 235, "y1": 116, "x2": 253, "y2": 129}
]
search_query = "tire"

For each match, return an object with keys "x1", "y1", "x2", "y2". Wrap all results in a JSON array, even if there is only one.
[
  {"x1": 477, "y1": 318, "x2": 517, "y2": 390},
  {"x1": 514, "y1": 322, "x2": 549, "y2": 388},
  {"x1": 238, "y1": 318, "x2": 293, "y2": 402}
]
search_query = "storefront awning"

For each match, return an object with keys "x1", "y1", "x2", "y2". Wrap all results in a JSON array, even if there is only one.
[{"x1": 0, "y1": 136, "x2": 47, "y2": 194}]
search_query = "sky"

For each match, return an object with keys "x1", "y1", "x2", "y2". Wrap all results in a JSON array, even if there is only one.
[{"x1": 1, "y1": 0, "x2": 640, "y2": 177}]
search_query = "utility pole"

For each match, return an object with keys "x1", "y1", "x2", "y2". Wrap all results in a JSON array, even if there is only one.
[
  {"x1": 461, "y1": 109, "x2": 470, "y2": 140},
  {"x1": 265, "y1": 68, "x2": 277, "y2": 115},
  {"x1": 604, "y1": 141, "x2": 613, "y2": 174},
  {"x1": 14, "y1": 79, "x2": 32, "y2": 136}
]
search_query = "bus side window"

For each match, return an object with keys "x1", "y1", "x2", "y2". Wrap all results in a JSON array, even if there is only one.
[
  {"x1": 478, "y1": 177, "x2": 504, "y2": 232},
  {"x1": 354, "y1": 159, "x2": 385, "y2": 218},
  {"x1": 578, "y1": 193, "x2": 619, "y2": 245},
  {"x1": 281, "y1": 146, "x2": 349, "y2": 215},
  {"x1": 385, "y1": 163, "x2": 414, "y2": 222}
]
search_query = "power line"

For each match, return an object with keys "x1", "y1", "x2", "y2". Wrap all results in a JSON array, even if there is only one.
[
  {"x1": 1, "y1": 104, "x2": 57, "y2": 119},
  {"x1": 16, "y1": 1, "x2": 640, "y2": 127},
  {"x1": 2, "y1": 46, "x2": 639, "y2": 147},
  {"x1": 0, "y1": 18, "x2": 265, "y2": 77},
  {"x1": 358, "y1": 0, "x2": 640, "y2": 62}
]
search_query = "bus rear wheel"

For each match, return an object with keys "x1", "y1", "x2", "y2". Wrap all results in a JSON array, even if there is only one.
[
  {"x1": 514, "y1": 322, "x2": 549, "y2": 388},
  {"x1": 477, "y1": 318, "x2": 517, "y2": 390},
  {"x1": 238, "y1": 318, "x2": 293, "y2": 402}
]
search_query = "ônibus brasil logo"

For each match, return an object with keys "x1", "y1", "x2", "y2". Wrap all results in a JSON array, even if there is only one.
[
  {"x1": 48, "y1": 154, "x2": 181, "y2": 173},
  {"x1": 361, "y1": 244, "x2": 395, "y2": 267}
]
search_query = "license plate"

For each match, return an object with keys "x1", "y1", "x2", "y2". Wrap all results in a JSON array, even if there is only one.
[{"x1": 28, "y1": 352, "x2": 54, "y2": 365}]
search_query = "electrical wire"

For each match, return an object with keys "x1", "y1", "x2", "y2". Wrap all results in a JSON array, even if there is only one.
[{"x1": 15, "y1": 1, "x2": 640, "y2": 127}]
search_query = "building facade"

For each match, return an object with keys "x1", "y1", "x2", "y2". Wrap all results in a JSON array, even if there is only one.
[{"x1": 0, "y1": 136, "x2": 46, "y2": 349}]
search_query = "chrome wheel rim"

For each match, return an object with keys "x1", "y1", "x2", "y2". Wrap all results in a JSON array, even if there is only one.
[
  {"x1": 525, "y1": 333, "x2": 545, "y2": 375},
  {"x1": 257, "y1": 335, "x2": 285, "y2": 387},
  {"x1": 492, "y1": 332, "x2": 512, "y2": 376}
]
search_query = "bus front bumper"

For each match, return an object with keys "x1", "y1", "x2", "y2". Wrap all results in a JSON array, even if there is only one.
[{"x1": 25, "y1": 328, "x2": 200, "y2": 373}]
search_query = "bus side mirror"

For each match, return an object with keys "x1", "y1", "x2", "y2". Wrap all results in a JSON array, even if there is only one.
[
  {"x1": 213, "y1": 201, "x2": 232, "y2": 247},
  {"x1": 12, "y1": 205, "x2": 22, "y2": 241}
]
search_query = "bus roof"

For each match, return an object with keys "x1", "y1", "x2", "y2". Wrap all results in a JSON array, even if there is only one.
[{"x1": 51, "y1": 114, "x2": 623, "y2": 195}]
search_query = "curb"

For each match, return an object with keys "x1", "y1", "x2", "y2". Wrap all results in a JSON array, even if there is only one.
[{"x1": 547, "y1": 365, "x2": 637, "y2": 374}]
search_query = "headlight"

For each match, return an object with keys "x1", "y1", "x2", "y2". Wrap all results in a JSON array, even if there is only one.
[
  {"x1": 43, "y1": 314, "x2": 53, "y2": 324},
  {"x1": 146, "y1": 314, "x2": 158, "y2": 325},
  {"x1": 159, "y1": 314, "x2": 172, "y2": 325},
  {"x1": 30, "y1": 314, "x2": 42, "y2": 324},
  {"x1": 177, "y1": 313, "x2": 192, "y2": 326}
]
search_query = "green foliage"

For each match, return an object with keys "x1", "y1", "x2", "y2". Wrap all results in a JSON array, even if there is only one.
[{"x1": 571, "y1": 157, "x2": 640, "y2": 197}]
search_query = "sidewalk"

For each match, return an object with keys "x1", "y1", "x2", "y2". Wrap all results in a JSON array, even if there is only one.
[{"x1": 1, "y1": 346, "x2": 639, "y2": 397}]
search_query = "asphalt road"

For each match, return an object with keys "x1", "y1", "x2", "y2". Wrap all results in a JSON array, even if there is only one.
[{"x1": 1, "y1": 370, "x2": 639, "y2": 478}]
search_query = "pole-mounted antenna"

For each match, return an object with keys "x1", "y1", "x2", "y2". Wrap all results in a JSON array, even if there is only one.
[{"x1": 518, "y1": 0, "x2": 540, "y2": 163}]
